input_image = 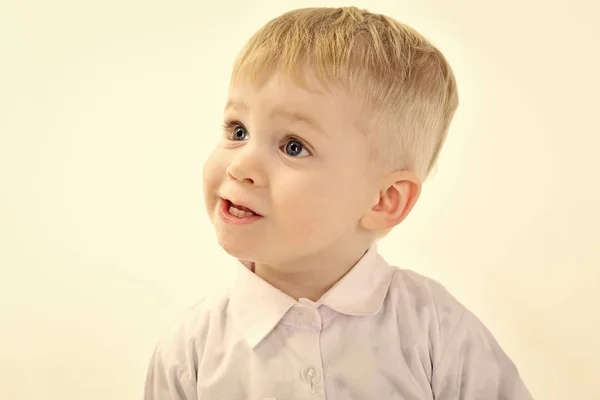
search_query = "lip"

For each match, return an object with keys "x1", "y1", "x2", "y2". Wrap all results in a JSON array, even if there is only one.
[{"x1": 218, "y1": 198, "x2": 263, "y2": 225}]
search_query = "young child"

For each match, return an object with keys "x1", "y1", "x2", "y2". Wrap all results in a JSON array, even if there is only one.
[{"x1": 145, "y1": 7, "x2": 533, "y2": 400}]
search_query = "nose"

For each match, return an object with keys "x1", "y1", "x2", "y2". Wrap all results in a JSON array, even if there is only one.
[{"x1": 226, "y1": 146, "x2": 266, "y2": 186}]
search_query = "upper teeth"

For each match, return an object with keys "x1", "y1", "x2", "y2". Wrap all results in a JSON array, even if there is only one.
[{"x1": 229, "y1": 205, "x2": 255, "y2": 218}]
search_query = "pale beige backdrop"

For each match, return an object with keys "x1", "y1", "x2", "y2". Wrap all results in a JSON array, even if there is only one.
[{"x1": 1, "y1": 0, "x2": 598, "y2": 399}]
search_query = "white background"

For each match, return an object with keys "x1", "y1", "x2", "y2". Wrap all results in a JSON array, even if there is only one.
[{"x1": 1, "y1": 0, "x2": 599, "y2": 399}]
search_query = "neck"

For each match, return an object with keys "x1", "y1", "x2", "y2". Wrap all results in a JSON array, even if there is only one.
[{"x1": 252, "y1": 236, "x2": 373, "y2": 302}]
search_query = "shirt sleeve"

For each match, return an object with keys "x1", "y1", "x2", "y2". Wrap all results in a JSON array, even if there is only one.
[
  {"x1": 143, "y1": 301, "x2": 206, "y2": 400},
  {"x1": 430, "y1": 303, "x2": 533, "y2": 400},
  {"x1": 144, "y1": 343, "x2": 198, "y2": 400}
]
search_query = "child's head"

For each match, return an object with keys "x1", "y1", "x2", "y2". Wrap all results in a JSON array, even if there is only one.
[
  {"x1": 230, "y1": 6, "x2": 459, "y2": 180},
  {"x1": 203, "y1": 7, "x2": 458, "y2": 267}
]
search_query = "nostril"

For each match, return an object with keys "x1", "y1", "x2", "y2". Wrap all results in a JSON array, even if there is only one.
[{"x1": 226, "y1": 169, "x2": 255, "y2": 184}]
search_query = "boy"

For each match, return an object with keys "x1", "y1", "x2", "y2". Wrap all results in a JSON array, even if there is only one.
[{"x1": 145, "y1": 6, "x2": 533, "y2": 400}]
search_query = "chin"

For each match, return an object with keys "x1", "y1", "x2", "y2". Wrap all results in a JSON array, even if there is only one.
[{"x1": 216, "y1": 231, "x2": 259, "y2": 261}]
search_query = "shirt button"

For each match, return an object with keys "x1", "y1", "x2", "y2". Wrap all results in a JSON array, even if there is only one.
[{"x1": 300, "y1": 366, "x2": 321, "y2": 394}]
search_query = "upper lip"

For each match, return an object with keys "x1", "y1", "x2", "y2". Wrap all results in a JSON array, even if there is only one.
[{"x1": 222, "y1": 197, "x2": 263, "y2": 216}]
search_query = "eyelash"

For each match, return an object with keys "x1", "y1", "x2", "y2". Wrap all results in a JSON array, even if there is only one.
[
  {"x1": 222, "y1": 119, "x2": 312, "y2": 156},
  {"x1": 222, "y1": 119, "x2": 241, "y2": 136}
]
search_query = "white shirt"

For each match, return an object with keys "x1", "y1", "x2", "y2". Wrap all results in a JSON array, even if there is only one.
[{"x1": 144, "y1": 245, "x2": 532, "y2": 399}]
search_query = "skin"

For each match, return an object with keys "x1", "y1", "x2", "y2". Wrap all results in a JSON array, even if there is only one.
[{"x1": 202, "y1": 70, "x2": 421, "y2": 301}]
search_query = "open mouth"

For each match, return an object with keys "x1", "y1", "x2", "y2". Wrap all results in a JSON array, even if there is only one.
[{"x1": 223, "y1": 199, "x2": 262, "y2": 218}]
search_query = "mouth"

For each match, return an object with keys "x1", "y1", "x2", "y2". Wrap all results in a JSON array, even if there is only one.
[
  {"x1": 219, "y1": 198, "x2": 263, "y2": 224},
  {"x1": 226, "y1": 199, "x2": 260, "y2": 216}
]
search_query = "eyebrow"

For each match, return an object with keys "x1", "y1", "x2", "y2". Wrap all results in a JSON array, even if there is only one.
[
  {"x1": 224, "y1": 100, "x2": 247, "y2": 113},
  {"x1": 224, "y1": 100, "x2": 328, "y2": 137}
]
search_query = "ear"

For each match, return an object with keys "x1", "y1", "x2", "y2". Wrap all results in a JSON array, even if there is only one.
[{"x1": 360, "y1": 170, "x2": 422, "y2": 232}]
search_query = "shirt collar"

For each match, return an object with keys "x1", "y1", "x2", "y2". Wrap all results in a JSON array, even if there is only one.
[
  {"x1": 319, "y1": 244, "x2": 395, "y2": 316},
  {"x1": 228, "y1": 244, "x2": 395, "y2": 348}
]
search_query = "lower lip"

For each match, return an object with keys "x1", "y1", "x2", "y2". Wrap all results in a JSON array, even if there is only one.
[{"x1": 218, "y1": 198, "x2": 263, "y2": 225}]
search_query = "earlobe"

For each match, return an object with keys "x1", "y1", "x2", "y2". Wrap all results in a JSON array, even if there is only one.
[{"x1": 360, "y1": 170, "x2": 422, "y2": 232}]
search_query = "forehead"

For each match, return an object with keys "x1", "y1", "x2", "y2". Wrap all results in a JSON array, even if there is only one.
[{"x1": 225, "y1": 71, "x2": 364, "y2": 129}]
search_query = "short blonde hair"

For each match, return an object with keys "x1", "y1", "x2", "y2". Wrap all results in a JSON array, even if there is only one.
[{"x1": 231, "y1": 7, "x2": 459, "y2": 180}]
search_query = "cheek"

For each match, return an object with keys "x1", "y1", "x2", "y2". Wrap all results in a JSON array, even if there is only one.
[
  {"x1": 275, "y1": 173, "x2": 357, "y2": 232},
  {"x1": 202, "y1": 150, "x2": 226, "y2": 189},
  {"x1": 202, "y1": 150, "x2": 229, "y2": 213}
]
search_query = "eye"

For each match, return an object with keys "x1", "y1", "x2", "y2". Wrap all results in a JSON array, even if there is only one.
[
  {"x1": 228, "y1": 124, "x2": 249, "y2": 141},
  {"x1": 282, "y1": 138, "x2": 310, "y2": 157}
]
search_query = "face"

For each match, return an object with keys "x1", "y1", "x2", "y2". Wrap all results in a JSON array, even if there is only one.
[{"x1": 202, "y1": 71, "x2": 379, "y2": 269}]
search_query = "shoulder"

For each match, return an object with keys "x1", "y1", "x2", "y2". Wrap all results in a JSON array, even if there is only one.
[
  {"x1": 387, "y1": 266, "x2": 467, "y2": 329},
  {"x1": 385, "y1": 266, "x2": 469, "y2": 361},
  {"x1": 144, "y1": 293, "x2": 233, "y2": 399},
  {"x1": 148, "y1": 291, "x2": 232, "y2": 375},
  {"x1": 385, "y1": 266, "x2": 531, "y2": 398}
]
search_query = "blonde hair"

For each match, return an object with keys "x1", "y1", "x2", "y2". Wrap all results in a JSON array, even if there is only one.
[{"x1": 231, "y1": 7, "x2": 459, "y2": 180}]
